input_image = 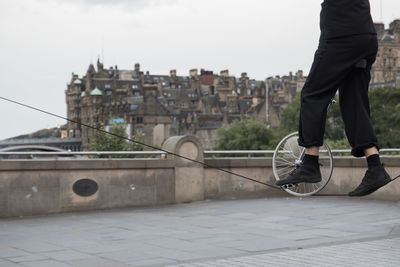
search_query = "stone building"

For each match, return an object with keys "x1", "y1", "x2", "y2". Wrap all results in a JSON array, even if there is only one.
[
  {"x1": 371, "y1": 20, "x2": 400, "y2": 88},
  {"x1": 65, "y1": 60, "x2": 270, "y2": 149},
  {"x1": 265, "y1": 70, "x2": 306, "y2": 128},
  {"x1": 66, "y1": 60, "x2": 172, "y2": 150}
]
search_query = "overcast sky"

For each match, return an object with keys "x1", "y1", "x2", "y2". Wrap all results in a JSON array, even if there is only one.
[{"x1": 0, "y1": 0, "x2": 399, "y2": 140}]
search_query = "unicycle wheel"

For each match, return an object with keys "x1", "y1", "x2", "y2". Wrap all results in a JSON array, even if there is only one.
[{"x1": 272, "y1": 132, "x2": 333, "y2": 197}]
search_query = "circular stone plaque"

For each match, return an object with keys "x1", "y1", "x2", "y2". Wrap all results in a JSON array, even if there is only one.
[{"x1": 72, "y1": 179, "x2": 98, "y2": 197}]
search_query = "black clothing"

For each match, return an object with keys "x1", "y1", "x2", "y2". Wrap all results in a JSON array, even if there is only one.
[
  {"x1": 348, "y1": 164, "x2": 392, "y2": 196},
  {"x1": 275, "y1": 163, "x2": 321, "y2": 186},
  {"x1": 303, "y1": 154, "x2": 319, "y2": 167},
  {"x1": 297, "y1": 0, "x2": 379, "y2": 158},
  {"x1": 320, "y1": 0, "x2": 376, "y2": 39},
  {"x1": 298, "y1": 34, "x2": 379, "y2": 157},
  {"x1": 367, "y1": 154, "x2": 381, "y2": 168}
]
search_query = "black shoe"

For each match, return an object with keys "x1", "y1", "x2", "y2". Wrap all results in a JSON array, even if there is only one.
[
  {"x1": 348, "y1": 164, "x2": 392, "y2": 197},
  {"x1": 275, "y1": 163, "x2": 322, "y2": 186}
]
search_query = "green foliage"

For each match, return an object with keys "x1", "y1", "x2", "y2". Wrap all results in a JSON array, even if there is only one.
[
  {"x1": 325, "y1": 138, "x2": 351, "y2": 149},
  {"x1": 369, "y1": 86, "x2": 400, "y2": 148},
  {"x1": 279, "y1": 94, "x2": 345, "y2": 141},
  {"x1": 213, "y1": 86, "x2": 400, "y2": 153},
  {"x1": 277, "y1": 86, "x2": 400, "y2": 149},
  {"x1": 215, "y1": 119, "x2": 274, "y2": 153},
  {"x1": 88, "y1": 123, "x2": 143, "y2": 158},
  {"x1": 279, "y1": 94, "x2": 301, "y2": 133}
]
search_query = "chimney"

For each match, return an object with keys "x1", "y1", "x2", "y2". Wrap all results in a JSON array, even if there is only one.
[
  {"x1": 374, "y1": 22, "x2": 385, "y2": 37},
  {"x1": 190, "y1": 69, "x2": 198, "y2": 78},
  {"x1": 114, "y1": 65, "x2": 118, "y2": 79},
  {"x1": 135, "y1": 63, "x2": 140, "y2": 72},
  {"x1": 170, "y1": 69, "x2": 177, "y2": 77},
  {"x1": 220, "y1": 70, "x2": 229, "y2": 77},
  {"x1": 389, "y1": 19, "x2": 400, "y2": 41},
  {"x1": 297, "y1": 70, "x2": 303, "y2": 78}
]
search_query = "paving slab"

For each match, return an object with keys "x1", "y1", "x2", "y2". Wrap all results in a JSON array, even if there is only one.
[
  {"x1": 1, "y1": 197, "x2": 400, "y2": 266},
  {"x1": 168, "y1": 237, "x2": 400, "y2": 267}
]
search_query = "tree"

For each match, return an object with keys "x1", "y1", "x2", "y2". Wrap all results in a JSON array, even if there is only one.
[
  {"x1": 369, "y1": 86, "x2": 400, "y2": 148},
  {"x1": 215, "y1": 119, "x2": 274, "y2": 151},
  {"x1": 279, "y1": 93, "x2": 346, "y2": 142},
  {"x1": 278, "y1": 86, "x2": 400, "y2": 149},
  {"x1": 88, "y1": 123, "x2": 143, "y2": 158}
]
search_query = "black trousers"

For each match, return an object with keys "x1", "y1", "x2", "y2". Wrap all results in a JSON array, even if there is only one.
[{"x1": 297, "y1": 34, "x2": 379, "y2": 157}]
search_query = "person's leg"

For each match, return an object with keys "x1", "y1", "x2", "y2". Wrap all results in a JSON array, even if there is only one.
[
  {"x1": 306, "y1": 147, "x2": 319, "y2": 156},
  {"x1": 297, "y1": 36, "x2": 363, "y2": 152},
  {"x1": 338, "y1": 62, "x2": 379, "y2": 158},
  {"x1": 277, "y1": 37, "x2": 360, "y2": 186},
  {"x1": 364, "y1": 146, "x2": 379, "y2": 157},
  {"x1": 337, "y1": 35, "x2": 392, "y2": 196}
]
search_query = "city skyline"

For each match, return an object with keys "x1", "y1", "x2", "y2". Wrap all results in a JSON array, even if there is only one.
[{"x1": 1, "y1": 0, "x2": 400, "y2": 140}]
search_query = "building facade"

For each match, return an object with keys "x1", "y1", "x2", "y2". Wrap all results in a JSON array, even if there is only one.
[
  {"x1": 371, "y1": 20, "x2": 400, "y2": 88},
  {"x1": 66, "y1": 60, "x2": 282, "y2": 149}
]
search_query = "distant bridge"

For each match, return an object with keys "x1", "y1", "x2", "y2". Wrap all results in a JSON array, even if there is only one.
[{"x1": 0, "y1": 137, "x2": 82, "y2": 152}]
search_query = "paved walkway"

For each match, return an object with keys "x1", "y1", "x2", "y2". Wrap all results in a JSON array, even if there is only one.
[{"x1": 1, "y1": 197, "x2": 400, "y2": 266}]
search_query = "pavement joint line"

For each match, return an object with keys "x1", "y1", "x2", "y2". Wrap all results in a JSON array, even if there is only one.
[
  {"x1": 168, "y1": 237, "x2": 400, "y2": 267},
  {"x1": 165, "y1": 234, "x2": 400, "y2": 266},
  {"x1": 2, "y1": 198, "x2": 400, "y2": 266}
]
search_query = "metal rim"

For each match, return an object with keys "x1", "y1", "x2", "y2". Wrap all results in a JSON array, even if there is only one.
[{"x1": 272, "y1": 132, "x2": 333, "y2": 197}]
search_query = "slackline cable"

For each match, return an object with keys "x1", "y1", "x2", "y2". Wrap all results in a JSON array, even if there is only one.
[
  {"x1": 2, "y1": 96, "x2": 399, "y2": 196},
  {"x1": 0, "y1": 96, "x2": 281, "y2": 190}
]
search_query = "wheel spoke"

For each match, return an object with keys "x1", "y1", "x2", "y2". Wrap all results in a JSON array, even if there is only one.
[
  {"x1": 277, "y1": 169, "x2": 294, "y2": 176},
  {"x1": 276, "y1": 165, "x2": 294, "y2": 171},
  {"x1": 275, "y1": 159, "x2": 292, "y2": 165},
  {"x1": 273, "y1": 133, "x2": 333, "y2": 197},
  {"x1": 275, "y1": 157, "x2": 295, "y2": 165}
]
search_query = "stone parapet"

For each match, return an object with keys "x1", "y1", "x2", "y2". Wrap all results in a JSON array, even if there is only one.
[{"x1": 1, "y1": 136, "x2": 399, "y2": 217}]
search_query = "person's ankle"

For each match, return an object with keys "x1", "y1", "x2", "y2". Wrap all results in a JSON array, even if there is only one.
[
  {"x1": 366, "y1": 154, "x2": 381, "y2": 169},
  {"x1": 303, "y1": 154, "x2": 319, "y2": 167}
]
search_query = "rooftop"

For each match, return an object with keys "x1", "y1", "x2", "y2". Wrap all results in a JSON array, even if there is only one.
[{"x1": 91, "y1": 88, "x2": 103, "y2": 96}]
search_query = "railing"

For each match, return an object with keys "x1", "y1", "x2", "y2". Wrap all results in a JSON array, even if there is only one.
[
  {"x1": 204, "y1": 149, "x2": 400, "y2": 157},
  {"x1": 0, "y1": 151, "x2": 167, "y2": 159},
  {"x1": 0, "y1": 149, "x2": 400, "y2": 159}
]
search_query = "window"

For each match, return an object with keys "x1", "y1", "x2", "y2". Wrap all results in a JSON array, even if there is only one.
[
  {"x1": 136, "y1": 117, "x2": 143, "y2": 123},
  {"x1": 132, "y1": 85, "x2": 138, "y2": 89},
  {"x1": 105, "y1": 84, "x2": 111, "y2": 89},
  {"x1": 136, "y1": 127, "x2": 143, "y2": 134}
]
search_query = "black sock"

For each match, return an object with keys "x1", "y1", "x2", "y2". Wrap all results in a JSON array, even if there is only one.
[
  {"x1": 303, "y1": 154, "x2": 319, "y2": 166},
  {"x1": 367, "y1": 154, "x2": 381, "y2": 168}
]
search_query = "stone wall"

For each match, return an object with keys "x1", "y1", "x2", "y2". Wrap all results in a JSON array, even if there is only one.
[{"x1": 1, "y1": 136, "x2": 400, "y2": 217}]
